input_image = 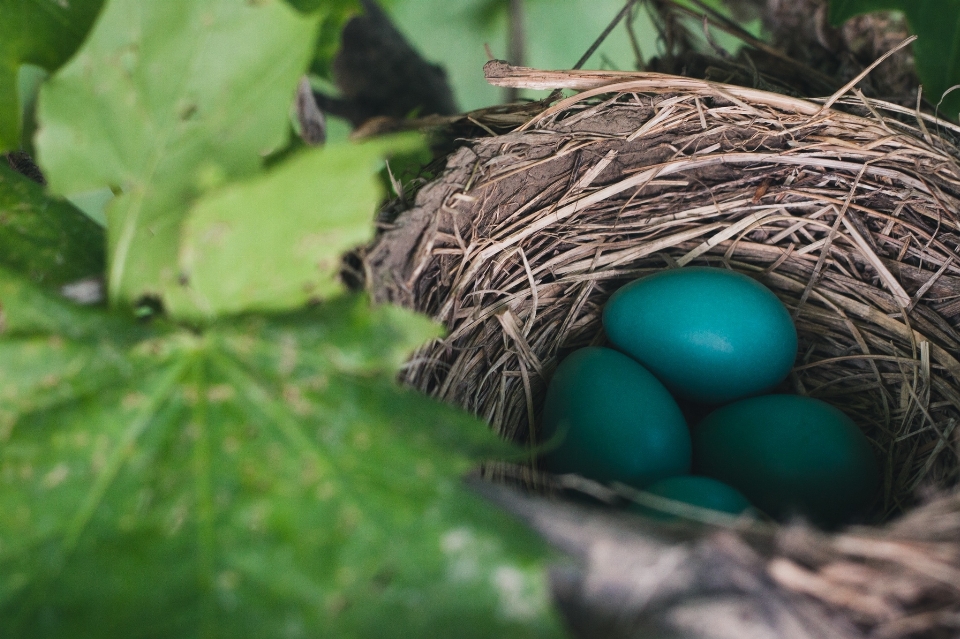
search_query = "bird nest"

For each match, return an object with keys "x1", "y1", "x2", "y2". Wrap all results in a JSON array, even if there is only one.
[{"x1": 361, "y1": 64, "x2": 960, "y2": 637}]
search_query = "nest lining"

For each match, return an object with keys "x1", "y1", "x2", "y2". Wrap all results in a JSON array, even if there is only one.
[{"x1": 366, "y1": 76, "x2": 960, "y2": 523}]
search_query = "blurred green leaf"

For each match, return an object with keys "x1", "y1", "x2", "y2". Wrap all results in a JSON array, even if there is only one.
[
  {"x1": 311, "y1": 5, "x2": 358, "y2": 79},
  {"x1": 0, "y1": 0, "x2": 105, "y2": 151},
  {"x1": 829, "y1": 0, "x2": 960, "y2": 118},
  {"x1": 35, "y1": 0, "x2": 321, "y2": 308},
  {"x1": 0, "y1": 162, "x2": 103, "y2": 287},
  {"x1": 17, "y1": 64, "x2": 49, "y2": 155},
  {"x1": 0, "y1": 272, "x2": 566, "y2": 639},
  {"x1": 177, "y1": 136, "x2": 422, "y2": 319},
  {"x1": 471, "y1": 0, "x2": 508, "y2": 29},
  {"x1": 387, "y1": 0, "x2": 650, "y2": 109},
  {"x1": 0, "y1": 271, "x2": 144, "y2": 429}
]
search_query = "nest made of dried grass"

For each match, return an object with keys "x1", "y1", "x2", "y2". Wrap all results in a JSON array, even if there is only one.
[
  {"x1": 366, "y1": 63, "x2": 960, "y2": 519},
  {"x1": 360, "y1": 61, "x2": 960, "y2": 638}
]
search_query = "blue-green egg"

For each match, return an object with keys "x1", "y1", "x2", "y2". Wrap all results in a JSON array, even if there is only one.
[
  {"x1": 630, "y1": 476, "x2": 753, "y2": 520},
  {"x1": 602, "y1": 267, "x2": 797, "y2": 404},
  {"x1": 693, "y1": 394, "x2": 880, "y2": 527},
  {"x1": 540, "y1": 347, "x2": 691, "y2": 488}
]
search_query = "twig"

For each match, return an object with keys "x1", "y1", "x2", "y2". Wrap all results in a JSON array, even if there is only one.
[
  {"x1": 572, "y1": 0, "x2": 639, "y2": 70},
  {"x1": 506, "y1": 0, "x2": 526, "y2": 103}
]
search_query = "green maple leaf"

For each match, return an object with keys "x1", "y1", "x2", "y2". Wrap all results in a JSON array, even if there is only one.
[
  {"x1": 0, "y1": 270, "x2": 566, "y2": 639},
  {"x1": 0, "y1": 161, "x2": 104, "y2": 287},
  {"x1": 0, "y1": 0, "x2": 105, "y2": 151},
  {"x1": 829, "y1": 0, "x2": 960, "y2": 119},
  {"x1": 34, "y1": 0, "x2": 321, "y2": 308}
]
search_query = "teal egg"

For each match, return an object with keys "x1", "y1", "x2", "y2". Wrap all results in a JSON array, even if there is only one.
[
  {"x1": 692, "y1": 395, "x2": 880, "y2": 526},
  {"x1": 631, "y1": 476, "x2": 753, "y2": 520},
  {"x1": 602, "y1": 267, "x2": 797, "y2": 404},
  {"x1": 541, "y1": 347, "x2": 691, "y2": 487}
]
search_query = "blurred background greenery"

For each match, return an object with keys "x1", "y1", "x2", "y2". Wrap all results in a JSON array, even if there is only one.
[
  {"x1": 316, "y1": 0, "x2": 760, "y2": 140},
  {"x1": 388, "y1": 0, "x2": 651, "y2": 110},
  {"x1": 320, "y1": 0, "x2": 756, "y2": 141}
]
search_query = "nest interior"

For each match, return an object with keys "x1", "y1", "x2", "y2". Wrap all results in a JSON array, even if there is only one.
[{"x1": 366, "y1": 77, "x2": 960, "y2": 522}]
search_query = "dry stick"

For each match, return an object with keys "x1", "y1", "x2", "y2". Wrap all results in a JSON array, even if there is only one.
[
  {"x1": 818, "y1": 36, "x2": 918, "y2": 114},
  {"x1": 823, "y1": 95, "x2": 960, "y2": 138},
  {"x1": 486, "y1": 71, "x2": 819, "y2": 124},
  {"x1": 853, "y1": 88, "x2": 899, "y2": 138},
  {"x1": 841, "y1": 217, "x2": 911, "y2": 308},
  {"x1": 914, "y1": 86, "x2": 937, "y2": 148},
  {"x1": 624, "y1": 3, "x2": 645, "y2": 69},
  {"x1": 893, "y1": 355, "x2": 944, "y2": 457},
  {"x1": 556, "y1": 224, "x2": 722, "y2": 274},
  {"x1": 832, "y1": 535, "x2": 960, "y2": 591},
  {"x1": 725, "y1": 216, "x2": 806, "y2": 263},
  {"x1": 514, "y1": 353, "x2": 536, "y2": 437},
  {"x1": 768, "y1": 558, "x2": 898, "y2": 621},
  {"x1": 572, "y1": 0, "x2": 639, "y2": 70},
  {"x1": 678, "y1": 208, "x2": 780, "y2": 266},
  {"x1": 780, "y1": 190, "x2": 960, "y2": 273},
  {"x1": 909, "y1": 256, "x2": 955, "y2": 310},
  {"x1": 918, "y1": 418, "x2": 959, "y2": 480},
  {"x1": 767, "y1": 270, "x2": 960, "y2": 383},
  {"x1": 566, "y1": 149, "x2": 619, "y2": 196},
  {"x1": 662, "y1": 0, "x2": 838, "y2": 93},
  {"x1": 518, "y1": 247, "x2": 538, "y2": 336},
  {"x1": 792, "y1": 355, "x2": 921, "y2": 372},
  {"x1": 477, "y1": 152, "x2": 933, "y2": 274},
  {"x1": 795, "y1": 166, "x2": 868, "y2": 319},
  {"x1": 761, "y1": 262, "x2": 894, "y2": 431}
]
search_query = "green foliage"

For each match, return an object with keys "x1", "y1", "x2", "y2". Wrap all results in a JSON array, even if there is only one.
[
  {"x1": 830, "y1": 0, "x2": 897, "y2": 12},
  {"x1": 2, "y1": 1, "x2": 570, "y2": 636},
  {"x1": 0, "y1": 0, "x2": 105, "y2": 151},
  {"x1": 470, "y1": 0, "x2": 508, "y2": 29},
  {"x1": 178, "y1": 136, "x2": 421, "y2": 320},
  {"x1": 297, "y1": 0, "x2": 362, "y2": 79},
  {"x1": 35, "y1": 0, "x2": 321, "y2": 309},
  {"x1": 829, "y1": 0, "x2": 960, "y2": 118},
  {"x1": 17, "y1": 64, "x2": 49, "y2": 156},
  {"x1": 0, "y1": 162, "x2": 104, "y2": 287},
  {"x1": 387, "y1": 0, "x2": 649, "y2": 110},
  {"x1": 0, "y1": 271, "x2": 564, "y2": 638}
]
